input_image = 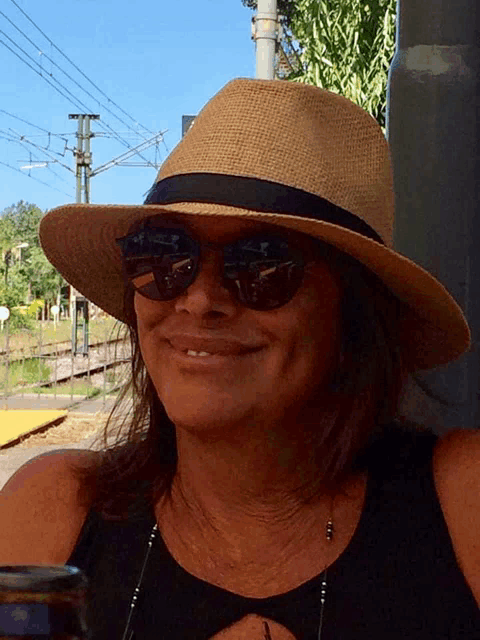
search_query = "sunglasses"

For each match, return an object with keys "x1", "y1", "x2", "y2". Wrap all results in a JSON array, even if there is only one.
[{"x1": 116, "y1": 223, "x2": 320, "y2": 311}]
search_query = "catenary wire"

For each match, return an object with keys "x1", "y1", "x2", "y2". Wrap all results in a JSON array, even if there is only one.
[
  {"x1": 0, "y1": 33, "x2": 158, "y2": 170},
  {"x1": 0, "y1": 108, "x2": 53, "y2": 136},
  {"x1": 0, "y1": 30, "x2": 111, "y2": 130},
  {"x1": 6, "y1": 0, "x2": 155, "y2": 138},
  {"x1": 0, "y1": 110, "x2": 75, "y2": 158},
  {"x1": 0, "y1": 129, "x2": 17, "y2": 142},
  {"x1": 11, "y1": 137, "x2": 73, "y2": 185},
  {"x1": 0, "y1": 160, "x2": 73, "y2": 198},
  {"x1": 5, "y1": 129, "x2": 75, "y2": 173},
  {"x1": 0, "y1": 9, "x2": 152, "y2": 143},
  {"x1": 0, "y1": 34, "x2": 82, "y2": 109}
]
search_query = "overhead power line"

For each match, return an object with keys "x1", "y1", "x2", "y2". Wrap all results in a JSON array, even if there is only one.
[
  {"x1": 7, "y1": 0, "x2": 154, "y2": 138},
  {"x1": 12, "y1": 137, "x2": 72, "y2": 186},
  {"x1": 5, "y1": 129, "x2": 74, "y2": 174},
  {"x1": 0, "y1": 108, "x2": 52, "y2": 135},
  {"x1": 0, "y1": 31, "x2": 158, "y2": 170},
  {"x1": 2, "y1": 2, "x2": 162, "y2": 167},
  {"x1": 0, "y1": 32, "x2": 90, "y2": 112},
  {"x1": 91, "y1": 130, "x2": 168, "y2": 176},
  {"x1": 1, "y1": 2, "x2": 167, "y2": 200},
  {"x1": 0, "y1": 159, "x2": 73, "y2": 198},
  {"x1": 0, "y1": 8, "x2": 152, "y2": 143},
  {"x1": 0, "y1": 110, "x2": 70, "y2": 157},
  {"x1": 0, "y1": 112, "x2": 71, "y2": 159},
  {"x1": 0, "y1": 128, "x2": 17, "y2": 142}
]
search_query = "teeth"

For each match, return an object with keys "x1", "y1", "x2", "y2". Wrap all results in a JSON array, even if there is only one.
[{"x1": 186, "y1": 350, "x2": 213, "y2": 357}]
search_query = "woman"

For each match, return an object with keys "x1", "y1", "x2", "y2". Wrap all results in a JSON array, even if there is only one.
[{"x1": 1, "y1": 78, "x2": 479, "y2": 639}]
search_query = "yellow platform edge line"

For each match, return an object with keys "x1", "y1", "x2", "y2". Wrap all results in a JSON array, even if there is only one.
[{"x1": 0, "y1": 410, "x2": 68, "y2": 448}]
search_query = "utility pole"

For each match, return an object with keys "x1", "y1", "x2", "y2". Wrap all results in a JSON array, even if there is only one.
[
  {"x1": 73, "y1": 114, "x2": 84, "y2": 203},
  {"x1": 69, "y1": 114, "x2": 100, "y2": 203},
  {"x1": 252, "y1": 0, "x2": 278, "y2": 79},
  {"x1": 68, "y1": 113, "x2": 99, "y2": 355}
]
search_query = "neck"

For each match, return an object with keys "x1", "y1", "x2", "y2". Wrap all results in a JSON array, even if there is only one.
[
  {"x1": 155, "y1": 406, "x2": 370, "y2": 594},
  {"x1": 161, "y1": 406, "x2": 345, "y2": 552}
]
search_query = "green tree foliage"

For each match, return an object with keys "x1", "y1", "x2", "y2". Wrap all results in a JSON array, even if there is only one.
[
  {"x1": 28, "y1": 245, "x2": 64, "y2": 305},
  {"x1": 0, "y1": 201, "x2": 65, "y2": 311},
  {"x1": 243, "y1": 0, "x2": 397, "y2": 128},
  {"x1": 242, "y1": 0, "x2": 298, "y2": 29},
  {"x1": 0, "y1": 216, "x2": 17, "y2": 265}
]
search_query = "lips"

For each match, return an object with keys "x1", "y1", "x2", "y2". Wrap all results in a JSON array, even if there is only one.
[{"x1": 167, "y1": 335, "x2": 261, "y2": 356}]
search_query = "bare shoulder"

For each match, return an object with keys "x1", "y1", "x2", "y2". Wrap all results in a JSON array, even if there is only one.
[
  {"x1": 0, "y1": 448, "x2": 99, "y2": 565},
  {"x1": 433, "y1": 428, "x2": 480, "y2": 605},
  {"x1": 434, "y1": 428, "x2": 480, "y2": 496}
]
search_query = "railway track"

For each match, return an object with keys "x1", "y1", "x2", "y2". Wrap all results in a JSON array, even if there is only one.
[
  {"x1": 0, "y1": 336, "x2": 128, "y2": 363},
  {"x1": 37, "y1": 357, "x2": 130, "y2": 388},
  {"x1": 1, "y1": 338, "x2": 132, "y2": 396},
  {"x1": 3, "y1": 360, "x2": 130, "y2": 396}
]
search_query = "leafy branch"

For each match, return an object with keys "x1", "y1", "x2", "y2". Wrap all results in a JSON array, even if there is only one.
[{"x1": 243, "y1": 0, "x2": 397, "y2": 129}]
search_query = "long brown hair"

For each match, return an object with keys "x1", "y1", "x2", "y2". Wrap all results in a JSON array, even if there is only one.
[{"x1": 75, "y1": 239, "x2": 408, "y2": 519}]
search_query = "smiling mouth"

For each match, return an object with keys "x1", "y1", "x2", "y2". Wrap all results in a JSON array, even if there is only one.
[
  {"x1": 185, "y1": 350, "x2": 214, "y2": 357},
  {"x1": 178, "y1": 348, "x2": 259, "y2": 358},
  {"x1": 168, "y1": 343, "x2": 262, "y2": 364}
]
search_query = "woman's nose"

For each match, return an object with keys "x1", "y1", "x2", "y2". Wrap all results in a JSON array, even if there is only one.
[{"x1": 173, "y1": 247, "x2": 238, "y2": 316}]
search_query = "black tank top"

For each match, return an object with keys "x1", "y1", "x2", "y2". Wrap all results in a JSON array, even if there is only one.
[{"x1": 68, "y1": 424, "x2": 480, "y2": 639}]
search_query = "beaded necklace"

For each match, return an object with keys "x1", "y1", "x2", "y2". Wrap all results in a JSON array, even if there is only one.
[{"x1": 121, "y1": 515, "x2": 334, "y2": 640}]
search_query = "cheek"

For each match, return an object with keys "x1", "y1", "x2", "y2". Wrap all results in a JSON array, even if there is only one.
[
  {"x1": 286, "y1": 275, "x2": 343, "y2": 376},
  {"x1": 133, "y1": 294, "x2": 171, "y2": 363},
  {"x1": 134, "y1": 293, "x2": 169, "y2": 332},
  {"x1": 308, "y1": 295, "x2": 342, "y2": 350},
  {"x1": 259, "y1": 302, "x2": 340, "y2": 412}
]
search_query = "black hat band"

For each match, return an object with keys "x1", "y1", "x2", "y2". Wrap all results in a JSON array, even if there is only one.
[{"x1": 144, "y1": 173, "x2": 385, "y2": 245}]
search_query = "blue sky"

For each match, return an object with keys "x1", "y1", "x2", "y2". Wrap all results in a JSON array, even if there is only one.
[{"x1": 0, "y1": 0, "x2": 257, "y2": 213}]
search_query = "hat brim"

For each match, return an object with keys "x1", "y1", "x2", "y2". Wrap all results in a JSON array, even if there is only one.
[{"x1": 39, "y1": 202, "x2": 471, "y2": 372}]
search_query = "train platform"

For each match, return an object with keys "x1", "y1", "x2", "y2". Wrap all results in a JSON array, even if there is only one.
[
  {"x1": 0, "y1": 394, "x2": 117, "y2": 490},
  {"x1": 0, "y1": 393, "x2": 117, "y2": 413},
  {"x1": 0, "y1": 409, "x2": 68, "y2": 449}
]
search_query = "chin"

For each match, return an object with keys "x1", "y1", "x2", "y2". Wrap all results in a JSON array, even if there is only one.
[{"x1": 166, "y1": 409, "x2": 251, "y2": 441}]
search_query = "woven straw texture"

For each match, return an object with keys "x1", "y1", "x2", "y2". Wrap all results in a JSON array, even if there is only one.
[
  {"x1": 39, "y1": 78, "x2": 470, "y2": 372},
  {"x1": 159, "y1": 79, "x2": 394, "y2": 246}
]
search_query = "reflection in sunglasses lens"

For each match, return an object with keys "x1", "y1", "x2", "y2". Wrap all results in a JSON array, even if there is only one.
[{"x1": 124, "y1": 229, "x2": 305, "y2": 309}]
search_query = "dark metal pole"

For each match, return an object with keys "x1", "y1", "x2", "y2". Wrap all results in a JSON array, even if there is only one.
[
  {"x1": 68, "y1": 113, "x2": 99, "y2": 204},
  {"x1": 68, "y1": 114, "x2": 84, "y2": 332},
  {"x1": 84, "y1": 116, "x2": 91, "y2": 204},
  {"x1": 83, "y1": 115, "x2": 99, "y2": 204},
  {"x1": 387, "y1": 0, "x2": 480, "y2": 433},
  {"x1": 67, "y1": 114, "x2": 99, "y2": 353},
  {"x1": 74, "y1": 115, "x2": 84, "y2": 204}
]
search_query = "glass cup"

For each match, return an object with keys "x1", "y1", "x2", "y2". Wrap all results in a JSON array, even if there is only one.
[{"x1": 0, "y1": 565, "x2": 88, "y2": 639}]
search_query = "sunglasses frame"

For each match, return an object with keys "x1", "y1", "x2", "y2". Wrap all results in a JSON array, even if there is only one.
[{"x1": 116, "y1": 220, "x2": 323, "y2": 311}]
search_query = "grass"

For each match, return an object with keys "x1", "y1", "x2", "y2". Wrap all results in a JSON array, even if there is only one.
[
  {"x1": 24, "y1": 379, "x2": 119, "y2": 397},
  {"x1": 0, "y1": 357, "x2": 121, "y2": 396},
  {"x1": 27, "y1": 381, "x2": 101, "y2": 397},
  {"x1": 0, "y1": 357, "x2": 51, "y2": 391},
  {"x1": 0, "y1": 315, "x2": 122, "y2": 354}
]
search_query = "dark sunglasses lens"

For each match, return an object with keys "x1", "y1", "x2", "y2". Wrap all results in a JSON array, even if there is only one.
[
  {"x1": 224, "y1": 236, "x2": 305, "y2": 310},
  {"x1": 117, "y1": 228, "x2": 199, "y2": 300}
]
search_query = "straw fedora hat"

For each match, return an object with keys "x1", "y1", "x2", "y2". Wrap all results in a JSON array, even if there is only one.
[{"x1": 39, "y1": 77, "x2": 470, "y2": 372}]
